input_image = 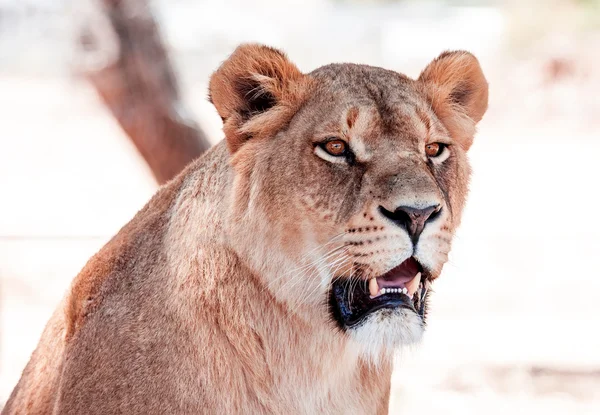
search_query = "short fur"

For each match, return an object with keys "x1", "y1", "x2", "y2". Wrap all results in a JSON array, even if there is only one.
[{"x1": 3, "y1": 44, "x2": 487, "y2": 414}]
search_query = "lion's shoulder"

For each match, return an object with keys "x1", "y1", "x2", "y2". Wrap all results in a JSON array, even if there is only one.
[{"x1": 64, "y1": 172, "x2": 187, "y2": 341}]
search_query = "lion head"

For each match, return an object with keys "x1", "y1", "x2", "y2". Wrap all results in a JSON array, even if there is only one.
[{"x1": 209, "y1": 44, "x2": 487, "y2": 358}]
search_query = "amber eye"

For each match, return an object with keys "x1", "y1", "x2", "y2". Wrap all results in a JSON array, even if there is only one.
[
  {"x1": 425, "y1": 143, "x2": 445, "y2": 158},
  {"x1": 323, "y1": 139, "x2": 348, "y2": 156}
]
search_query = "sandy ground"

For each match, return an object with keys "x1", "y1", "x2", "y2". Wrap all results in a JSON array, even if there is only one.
[{"x1": 1, "y1": 74, "x2": 599, "y2": 413}]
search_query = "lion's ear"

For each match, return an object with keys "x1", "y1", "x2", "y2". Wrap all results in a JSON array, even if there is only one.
[
  {"x1": 209, "y1": 44, "x2": 310, "y2": 153},
  {"x1": 418, "y1": 51, "x2": 488, "y2": 150}
]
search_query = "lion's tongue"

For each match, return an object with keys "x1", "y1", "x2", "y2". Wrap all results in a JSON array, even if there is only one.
[
  {"x1": 368, "y1": 257, "x2": 422, "y2": 297},
  {"x1": 378, "y1": 258, "x2": 419, "y2": 286}
]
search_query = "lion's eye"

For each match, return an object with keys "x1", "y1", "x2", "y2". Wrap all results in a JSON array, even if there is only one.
[
  {"x1": 315, "y1": 138, "x2": 355, "y2": 165},
  {"x1": 425, "y1": 143, "x2": 445, "y2": 158},
  {"x1": 322, "y1": 139, "x2": 348, "y2": 157}
]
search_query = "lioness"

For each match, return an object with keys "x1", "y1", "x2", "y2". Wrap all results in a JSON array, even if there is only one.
[{"x1": 4, "y1": 44, "x2": 487, "y2": 414}]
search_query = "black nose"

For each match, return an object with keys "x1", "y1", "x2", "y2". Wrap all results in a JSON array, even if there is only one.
[{"x1": 379, "y1": 204, "x2": 442, "y2": 244}]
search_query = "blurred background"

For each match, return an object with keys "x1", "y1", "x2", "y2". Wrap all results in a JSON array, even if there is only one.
[{"x1": 1, "y1": 0, "x2": 599, "y2": 412}]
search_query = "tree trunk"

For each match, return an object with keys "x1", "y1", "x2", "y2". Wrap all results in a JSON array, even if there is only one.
[{"x1": 78, "y1": 0, "x2": 211, "y2": 184}]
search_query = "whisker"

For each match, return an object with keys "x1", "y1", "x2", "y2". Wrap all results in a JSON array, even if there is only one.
[
  {"x1": 272, "y1": 244, "x2": 348, "y2": 295},
  {"x1": 265, "y1": 241, "x2": 348, "y2": 293},
  {"x1": 274, "y1": 244, "x2": 349, "y2": 313},
  {"x1": 285, "y1": 249, "x2": 350, "y2": 317}
]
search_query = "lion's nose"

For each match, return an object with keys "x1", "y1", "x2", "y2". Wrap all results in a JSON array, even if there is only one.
[{"x1": 378, "y1": 204, "x2": 442, "y2": 244}]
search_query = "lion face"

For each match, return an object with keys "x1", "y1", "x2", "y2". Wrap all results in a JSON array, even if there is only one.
[{"x1": 209, "y1": 45, "x2": 488, "y2": 357}]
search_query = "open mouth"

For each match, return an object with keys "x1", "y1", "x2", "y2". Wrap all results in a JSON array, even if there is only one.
[{"x1": 329, "y1": 257, "x2": 431, "y2": 329}]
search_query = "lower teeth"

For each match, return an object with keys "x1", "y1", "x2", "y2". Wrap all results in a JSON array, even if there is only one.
[{"x1": 379, "y1": 287, "x2": 409, "y2": 295}]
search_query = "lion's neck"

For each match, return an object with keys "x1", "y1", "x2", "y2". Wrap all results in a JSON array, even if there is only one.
[
  {"x1": 161, "y1": 142, "x2": 392, "y2": 412},
  {"x1": 167, "y1": 241, "x2": 392, "y2": 412}
]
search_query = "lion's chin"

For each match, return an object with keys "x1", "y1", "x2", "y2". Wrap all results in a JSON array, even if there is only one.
[{"x1": 348, "y1": 309, "x2": 424, "y2": 363}]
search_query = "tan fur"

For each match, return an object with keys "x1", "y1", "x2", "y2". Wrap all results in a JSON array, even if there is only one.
[
  {"x1": 209, "y1": 44, "x2": 314, "y2": 154},
  {"x1": 3, "y1": 44, "x2": 487, "y2": 414},
  {"x1": 418, "y1": 51, "x2": 488, "y2": 150}
]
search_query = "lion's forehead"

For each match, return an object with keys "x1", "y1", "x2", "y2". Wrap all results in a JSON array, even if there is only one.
[
  {"x1": 301, "y1": 64, "x2": 447, "y2": 155},
  {"x1": 309, "y1": 63, "x2": 419, "y2": 109}
]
